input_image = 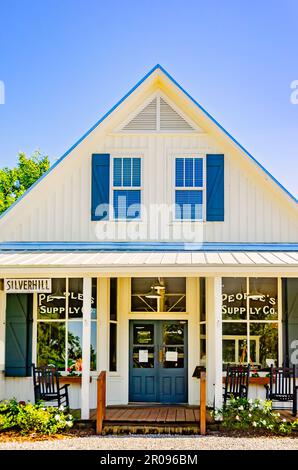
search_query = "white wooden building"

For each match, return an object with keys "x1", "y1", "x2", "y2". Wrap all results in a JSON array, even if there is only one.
[{"x1": 0, "y1": 65, "x2": 297, "y2": 418}]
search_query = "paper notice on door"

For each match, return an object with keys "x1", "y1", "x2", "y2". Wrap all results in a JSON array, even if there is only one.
[
  {"x1": 139, "y1": 350, "x2": 148, "y2": 363},
  {"x1": 165, "y1": 351, "x2": 178, "y2": 362}
]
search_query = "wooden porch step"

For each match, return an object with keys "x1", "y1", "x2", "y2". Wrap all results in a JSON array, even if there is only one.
[
  {"x1": 101, "y1": 423, "x2": 202, "y2": 435},
  {"x1": 99, "y1": 405, "x2": 215, "y2": 434}
]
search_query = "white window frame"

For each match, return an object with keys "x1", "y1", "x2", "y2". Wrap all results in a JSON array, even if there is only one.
[
  {"x1": 110, "y1": 154, "x2": 143, "y2": 221},
  {"x1": 172, "y1": 154, "x2": 206, "y2": 222}
]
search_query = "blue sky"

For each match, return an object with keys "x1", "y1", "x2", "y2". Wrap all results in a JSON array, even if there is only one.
[{"x1": 0, "y1": 0, "x2": 297, "y2": 198}]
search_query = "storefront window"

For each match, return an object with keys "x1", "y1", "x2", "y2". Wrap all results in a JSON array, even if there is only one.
[
  {"x1": 222, "y1": 278, "x2": 279, "y2": 369},
  {"x1": 131, "y1": 277, "x2": 186, "y2": 312},
  {"x1": 37, "y1": 278, "x2": 97, "y2": 371},
  {"x1": 282, "y1": 278, "x2": 298, "y2": 367}
]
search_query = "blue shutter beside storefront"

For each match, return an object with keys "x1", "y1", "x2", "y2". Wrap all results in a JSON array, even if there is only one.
[
  {"x1": 91, "y1": 154, "x2": 110, "y2": 221},
  {"x1": 5, "y1": 294, "x2": 33, "y2": 377},
  {"x1": 206, "y1": 154, "x2": 224, "y2": 221}
]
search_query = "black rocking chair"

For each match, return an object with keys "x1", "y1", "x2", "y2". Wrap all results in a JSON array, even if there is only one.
[
  {"x1": 223, "y1": 364, "x2": 250, "y2": 405},
  {"x1": 32, "y1": 364, "x2": 70, "y2": 409},
  {"x1": 265, "y1": 365, "x2": 298, "y2": 416}
]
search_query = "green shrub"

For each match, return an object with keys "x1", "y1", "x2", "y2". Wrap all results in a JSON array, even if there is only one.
[
  {"x1": 0, "y1": 399, "x2": 74, "y2": 435},
  {"x1": 212, "y1": 397, "x2": 297, "y2": 435}
]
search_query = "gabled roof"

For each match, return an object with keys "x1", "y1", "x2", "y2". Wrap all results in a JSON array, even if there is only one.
[{"x1": 0, "y1": 64, "x2": 297, "y2": 222}]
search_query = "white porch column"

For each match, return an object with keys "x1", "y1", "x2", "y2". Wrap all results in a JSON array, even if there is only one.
[
  {"x1": 206, "y1": 277, "x2": 223, "y2": 410},
  {"x1": 97, "y1": 278, "x2": 109, "y2": 373},
  {"x1": 81, "y1": 277, "x2": 92, "y2": 419}
]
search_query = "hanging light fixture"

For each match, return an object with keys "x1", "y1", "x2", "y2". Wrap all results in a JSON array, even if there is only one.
[
  {"x1": 49, "y1": 281, "x2": 66, "y2": 300},
  {"x1": 152, "y1": 277, "x2": 165, "y2": 291},
  {"x1": 145, "y1": 277, "x2": 165, "y2": 299},
  {"x1": 145, "y1": 286, "x2": 162, "y2": 299},
  {"x1": 247, "y1": 278, "x2": 263, "y2": 301}
]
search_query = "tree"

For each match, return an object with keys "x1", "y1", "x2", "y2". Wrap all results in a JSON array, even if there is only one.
[{"x1": 0, "y1": 151, "x2": 50, "y2": 214}]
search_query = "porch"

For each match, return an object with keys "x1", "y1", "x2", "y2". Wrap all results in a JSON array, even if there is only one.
[
  {"x1": 76, "y1": 404, "x2": 212, "y2": 434},
  {"x1": 0, "y1": 248, "x2": 298, "y2": 428},
  {"x1": 73, "y1": 405, "x2": 296, "y2": 435}
]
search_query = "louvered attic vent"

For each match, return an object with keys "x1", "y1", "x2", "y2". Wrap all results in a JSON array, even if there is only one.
[{"x1": 122, "y1": 96, "x2": 196, "y2": 132}]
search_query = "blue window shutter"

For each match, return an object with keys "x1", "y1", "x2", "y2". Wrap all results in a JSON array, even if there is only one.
[
  {"x1": 5, "y1": 294, "x2": 33, "y2": 377},
  {"x1": 206, "y1": 154, "x2": 224, "y2": 221},
  {"x1": 91, "y1": 154, "x2": 110, "y2": 221}
]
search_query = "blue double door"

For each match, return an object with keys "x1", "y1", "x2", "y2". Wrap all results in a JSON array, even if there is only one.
[{"x1": 129, "y1": 320, "x2": 188, "y2": 403}]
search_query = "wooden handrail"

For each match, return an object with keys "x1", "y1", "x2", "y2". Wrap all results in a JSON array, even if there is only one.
[
  {"x1": 200, "y1": 371, "x2": 206, "y2": 435},
  {"x1": 96, "y1": 371, "x2": 106, "y2": 435}
]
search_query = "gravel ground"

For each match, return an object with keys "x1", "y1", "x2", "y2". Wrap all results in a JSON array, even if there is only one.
[{"x1": 0, "y1": 434, "x2": 298, "y2": 450}]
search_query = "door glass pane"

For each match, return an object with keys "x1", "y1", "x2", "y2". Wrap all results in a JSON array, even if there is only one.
[
  {"x1": 133, "y1": 347, "x2": 154, "y2": 368},
  {"x1": 163, "y1": 323, "x2": 184, "y2": 345},
  {"x1": 133, "y1": 324, "x2": 154, "y2": 345},
  {"x1": 163, "y1": 346, "x2": 184, "y2": 368},
  {"x1": 162, "y1": 322, "x2": 184, "y2": 368}
]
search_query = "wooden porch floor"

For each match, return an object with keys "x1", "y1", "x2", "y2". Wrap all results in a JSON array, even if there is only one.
[
  {"x1": 94, "y1": 405, "x2": 204, "y2": 424},
  {"x1": 76, "y1": 406, "x2": 296, "y2": 424}
]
